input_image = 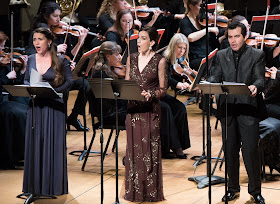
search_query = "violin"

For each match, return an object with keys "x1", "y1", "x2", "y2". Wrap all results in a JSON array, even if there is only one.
[
  {"x1": 173, "y1": 58, "x2": 197, "y2": 84},
  {"x1": 125, "y1": 5, "x2": 170, "y2": 19},
  {"x1": 246, "y1": 33, "x2": 280, "y2": 47},
  {"x1": 0, "y1": 51, "x2": 24, "y2": 66},
  {"x1": 51, "y1": 21, "x2": 105, "y2": 40},
  {"x1": 112, "y1": 62, "x2": 126, "y2": 79},
  {"x1": 198, "y1": 13, "x2": 228, "y2": 28},
  {"x1": 112, "y1": 63, "x2": 126, "y2": 79}
]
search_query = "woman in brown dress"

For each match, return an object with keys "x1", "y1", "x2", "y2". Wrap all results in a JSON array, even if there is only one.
[{"x1": 124, "y1": 26, "x2": 167, "y2": 202}]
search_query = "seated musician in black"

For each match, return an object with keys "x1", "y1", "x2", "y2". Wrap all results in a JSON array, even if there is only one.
[
  {"x1": 162, "y1": 33, "x2": 192, "y2": 158},
  {"x1": 0, "y1": 31, "x2": 28, "y2": 169},
  {"x1": 88, "y1": 41, "x2": 127, "y2": 126}
]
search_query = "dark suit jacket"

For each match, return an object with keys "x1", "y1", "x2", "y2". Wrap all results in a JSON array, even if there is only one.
[{"x1": 208, "y1": 45, "x2": 265, "y2": 117}]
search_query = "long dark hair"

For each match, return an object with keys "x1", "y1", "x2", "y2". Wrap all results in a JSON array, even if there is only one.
[
  {"x1": 107, "y1": 9, "x2": 133, "y2": 40},
  {"x1": 139, "y1": 26, "x2": 159, "y2": 51},
  {"x1": 91, "y1": 41, "x2": 122, "y2": 79},
  {"x1": 33, "y1": 27, "x2": 64, "y2": 87},
  {"x1": 33, "y1": 1, "x2": 61, "y2": 29}
]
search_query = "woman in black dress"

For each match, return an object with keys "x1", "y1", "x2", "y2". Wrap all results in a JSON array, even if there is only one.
[
  {"x1": 162, "y1": 33, "x2": 192, "y2": 158},
  {"x1": 22, "y1": 27, "x2": 73, "y2": 196}
]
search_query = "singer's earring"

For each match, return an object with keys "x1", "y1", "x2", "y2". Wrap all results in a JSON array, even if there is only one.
[
  {"x1": 149, "y1": 46, "x2": 152, "y2": 50},
  {"x1": 48, "y1": 44, "x2": 51, "y2": 48}
]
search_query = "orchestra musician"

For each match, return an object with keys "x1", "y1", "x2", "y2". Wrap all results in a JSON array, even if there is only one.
[
  {"x1": 124, "y1": 26, "x2": 166, "y2": 202},
  {"x1": 180, "y1": 0, "x2": 219, "y2": 70},
  {"x1": 22, "y1": 27, "x2": 73, "y2": 196},
  {"x1": 207, "y1": 21, "x2": 265, "y2": 204},
  {"x1": 105, "y1": 9, "x2": 136, "y2": 60},
  {"x1": 88, "y1": 41, "x2": 127, "y2": 126},
  {"x1": 161, "y1": 33, "x2": 191, "y2": 159},
  {"x1": 97, "y1": 0, "x2": 142, "y2": 35},
  {"x1": 0, "y1": 31, "x2": 27, "y2": 169}
]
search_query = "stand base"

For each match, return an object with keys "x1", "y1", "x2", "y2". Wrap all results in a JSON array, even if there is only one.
[
  {"x1": 69, "y1": 150, "x2": 101, "y2": 161},
  {"x1": 17, "y1": 193, "x2": 56, "y2": 204},
  {"x1": 191, "y1": 155, "x2": 223, "y2": 167},
  {"x1": 188, "y1": 175, "x2": 225, "y2": 189}
]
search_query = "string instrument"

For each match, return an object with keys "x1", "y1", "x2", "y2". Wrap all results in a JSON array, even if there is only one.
[
  {"x1": 0, "y1": 51, "x2": 24, "y2": 66},
  {"x1": 173, "y1": 58, "x2": 197, "y2": 84},
  {"x1": 246, "y1": 33, "x2": 280, "y2": 47},
  {"x1": 51, "y1": 21, "x2": 105, "y2": 40},
  {"x1": 125, "y1": 5, "x2": 170, "y2": 19},
  {"x1": 199, "y1": 14, "x2": 228, "y2": 28},
  {"x1": 112, "y1": 62, "x2": 126, "y2": 79}
]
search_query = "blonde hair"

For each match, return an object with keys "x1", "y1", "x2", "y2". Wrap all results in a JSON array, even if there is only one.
[
  {"x1": 163, "y1": 33, "x2": 189, "y2": 65},
  {"x1": 97, "y1": 0, "x2": 117, "y2": 20}
]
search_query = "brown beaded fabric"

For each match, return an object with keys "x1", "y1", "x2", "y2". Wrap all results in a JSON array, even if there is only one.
[{"x1": 124, "y1": 53, "x2": 167, "y2": 202}]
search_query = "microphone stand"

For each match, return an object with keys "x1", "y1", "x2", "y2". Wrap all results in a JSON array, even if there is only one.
[{"x1": 100, "y1": 69, "x2": 104, "y2": 204}]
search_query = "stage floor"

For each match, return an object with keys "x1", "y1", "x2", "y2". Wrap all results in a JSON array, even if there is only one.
[{"x1": 1, "y1": 90, "x2": 280, "y2": 204}]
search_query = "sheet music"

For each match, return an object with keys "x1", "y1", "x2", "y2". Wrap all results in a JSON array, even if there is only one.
[{"x1": 16, "y1": 69, "x2": 62, "y2": 98}]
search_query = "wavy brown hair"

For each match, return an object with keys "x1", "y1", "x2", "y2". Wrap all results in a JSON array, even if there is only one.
[
  {"x1": 107, "y1": 9, "x2": 133, "y2": 40},
  {"x1": 97, "y1": 0, "x2": 117, "y2": 20},
  {"x1": 91, "y1": 41, "x2": 122, "y2": 79},
  {"x1": 33, "y1": 27, "x2": 64, "y2": 87}
]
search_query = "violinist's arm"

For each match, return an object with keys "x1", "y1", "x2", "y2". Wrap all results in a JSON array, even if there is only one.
[
  {"x1": 144, "y1": 10, "x2": 161, "y2": 27},
  {"x1": 125, "y1": 55, "x2": 131, "y2": 80},
  {"x1": 188, "y1": 27, "x2": 219, "y2": 42},
  {"x1": 71, "y1": 27, "x2": 89, "y2": 57},
  {"x1": 174, "y1": 14, "x2": 185, "y2": 20},
  {"x1": 273, "y1": 44, "x2": 280, "y2": 58}
]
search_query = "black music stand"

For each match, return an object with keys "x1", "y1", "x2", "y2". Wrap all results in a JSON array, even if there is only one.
[
  {"x1": 70, "y1": 46, "x2": 101, "y2": 161},
  {"x1": 194, "y1": 82, "x2": 251, "y2": 204},
  {"x1": 83, "y1": 78, "x2": 143, "y2": 204},
  {"x1": 187, "y1": 49, "x2": 218, "y2": 168},
  {"x1": 3, "y1": 85, "x2": 60, "y2": 204}
]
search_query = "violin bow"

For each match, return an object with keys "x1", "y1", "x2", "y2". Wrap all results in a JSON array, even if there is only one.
[
  {"x1": 132, "y1": 0, "x2": 138, "y2": 21},
  {"x1": 261, "y1": 0, "x2": 270, "y2": 51},
  {"x1": 63, "y1": 0, "x2": 77, "y2": 45},
  {"x1": 10, "y1": 11, "x2": 14, "y2": 71},
  {"x1": 214, "y1": 0, "x2": 218, "y2": 27}
]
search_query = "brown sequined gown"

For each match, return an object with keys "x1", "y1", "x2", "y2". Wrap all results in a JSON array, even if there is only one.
[{"x1": 124, "y1": 53, "x2": 167, "y2": 202}]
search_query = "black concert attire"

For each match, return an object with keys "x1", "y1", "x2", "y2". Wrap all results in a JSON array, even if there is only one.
[
  {"x1": 180, "y1": 16, "x2": 219, "y2": 70},
  {"x1": 147, "y1": 0, "x2": 185, "y2": 48},
  {"x1": 260, "y1": 47, "x2": 280, "y2": 175},
  {"x1": 105, "y1": 29, "x2": 138, "y2": 64},
  {"x1": 160, "y1": 61, "x2": 191, "y2": 156},
  {"x1": 91, "y1": 13, "x2": 114, "y2": 48},
  {"x1": 90, "y1": 70, "x2": 127, "y2": 126},
  {"x1": 208, "y1": 45, "x2": 265, "y2": 197},
  {"x1": 0, "y1": 64, "x2": 28, "y2": 169},
  {"x1": 98, "y1": 14, "x2": 114, "y2": 35}
]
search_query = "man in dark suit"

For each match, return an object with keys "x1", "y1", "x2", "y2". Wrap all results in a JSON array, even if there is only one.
[{"x1": 208, "y1": 21, "x2": 265, "y2": 204}]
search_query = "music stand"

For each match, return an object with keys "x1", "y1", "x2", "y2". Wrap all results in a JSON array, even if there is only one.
[
  {"x1": 194, "y1": 82, "x2": 251, "y2": 204},
  {"x1": 3, "y1": 85, "x2": 60, "y2": 204},
  {"x1": 83, "y1": 78, "x2": 143, "y2": 204},
  {"x1": 70, "y1": 46, "x2": 101, "y2": 161}
]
